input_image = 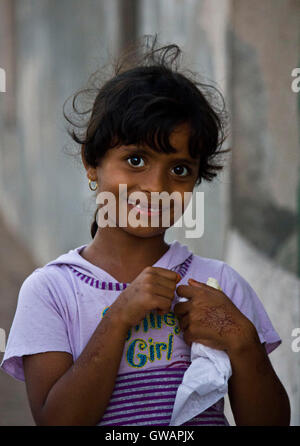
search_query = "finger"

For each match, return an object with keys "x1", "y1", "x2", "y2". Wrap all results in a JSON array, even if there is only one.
[
  {"x1": 176, "y1": 284, "x2": 202, "y2": 300},
  {"x1": 151, "y1": 267, "x2": 181, "y2": 283},
  {"x1": 178, "y1": 313, "x2": 189, "y2": 330},
  {"x1": 152, "y1": 284, "x2": 176, "y2": 300},
  {"x1": 154, "y1": 295, "x2": 174, "y2": 313},
  {"x1": 188, "y1": 278, "x2": 205, "y2": 288},
  {"x1": 183, "y1": 331, "x2": 193, "y2": 347},
  {"x1": 156, "y1": 275, "x2": 180, "y2": 291},
  {"x1": 173, "y1": 301, "x2": 191, "y2": 316},
  {"x1": 188, "y1": 278, "x2": 220, "y2": 293}
]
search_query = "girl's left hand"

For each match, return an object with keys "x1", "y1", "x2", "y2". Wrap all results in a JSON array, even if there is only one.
[{"x1": 174, "y1": 278, "x2": 257, "y2": 354}]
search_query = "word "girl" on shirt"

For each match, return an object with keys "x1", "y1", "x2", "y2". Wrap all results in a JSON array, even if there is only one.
[{"x1": 101, "y1": 307, "x2": 182, "y2": 368}]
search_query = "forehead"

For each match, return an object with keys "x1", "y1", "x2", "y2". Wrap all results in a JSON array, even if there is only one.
[
  {"x1": 168, "y1": 122, "x2": 192, "y2": 153},
  {"x1": 116, "y1": 122, "x2": 197, "y2": 160}
]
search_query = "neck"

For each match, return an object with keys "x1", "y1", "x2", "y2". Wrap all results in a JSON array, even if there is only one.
[{"x1": 81, "y1": 226, "x2": 171, "y2": 281}]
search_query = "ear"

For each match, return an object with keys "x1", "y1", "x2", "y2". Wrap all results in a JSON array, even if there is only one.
[{"x1": 81, "y1": 145, "x2": 97, "y2": 181}]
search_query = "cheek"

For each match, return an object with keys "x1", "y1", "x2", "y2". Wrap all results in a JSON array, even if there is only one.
[{"x1": 97, "y1": 162, "x2": 130, "y2": 191}]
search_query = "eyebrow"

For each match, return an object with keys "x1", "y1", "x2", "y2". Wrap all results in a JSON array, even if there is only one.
[{"x1": 120, "y1": 146, "x2": 197, "y2": 167}]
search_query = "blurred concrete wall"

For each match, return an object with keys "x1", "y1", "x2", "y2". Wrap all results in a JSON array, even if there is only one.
[
  {"x1": 0, "y1": 0, "x2": 122, "y2": 265},
  {"x1": 226, "y1": 1, "x2": 300, "y2": 424},
  {"x1": 225, "y1": 229, "x2": 300, "y2": 426},
  {"x1": 230, "y1": 0, "x2": 300, "y2": 276},
  {"x1": 138, "y1": 0, "x2": 300, "y2": 425},
  {"x1": 139, "y1": 0, "x2": 232, "y2": 260},
  {"x1": 0, "y1": 0, "x2": 299, "y2": 426}
]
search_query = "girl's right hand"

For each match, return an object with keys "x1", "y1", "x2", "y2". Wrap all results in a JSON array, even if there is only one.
[{"x1": 111, "y1": 267, "x2": 181, "y2": 329}]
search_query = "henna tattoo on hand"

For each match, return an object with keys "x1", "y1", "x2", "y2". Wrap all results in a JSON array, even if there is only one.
[{"x1": 195, "y1": 303, "x2": 241, "y2": 338}]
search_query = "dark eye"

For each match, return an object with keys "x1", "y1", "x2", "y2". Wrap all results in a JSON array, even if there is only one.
[
  {"x1": 172, "y1": 165, "x2": 190, "y2": 177},
  {"x1": 126, "y1": 155, "x2": 145, "y2": 168}
]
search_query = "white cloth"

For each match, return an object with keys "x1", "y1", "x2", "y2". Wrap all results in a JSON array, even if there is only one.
[{"x1": 170, "y1": 278, "x2": 232, "y2": 426}]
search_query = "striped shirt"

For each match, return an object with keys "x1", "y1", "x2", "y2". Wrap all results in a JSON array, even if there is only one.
[{"x1": 97, "y1": 366, "x2": 229, "y2": 426}]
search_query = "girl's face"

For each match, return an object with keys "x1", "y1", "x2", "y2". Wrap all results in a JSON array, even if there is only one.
[{"x1": 84, "y1": 122, "x2": 200, "y2": 238}]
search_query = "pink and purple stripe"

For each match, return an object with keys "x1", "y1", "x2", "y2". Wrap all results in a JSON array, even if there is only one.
[
  {"x1": 171, "y1": 254, "x2": 193, "y2": 279},
  {"x1": 97, "y1": 366, "x2": 229, "y2": 426},
  {"x1": 67, "y1": 254, "x2": 194, "y2": 292}
]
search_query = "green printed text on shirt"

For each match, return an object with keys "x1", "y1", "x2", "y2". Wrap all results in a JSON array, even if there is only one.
[{"x1": 101, "y1": 308, "x2": 181, "y2": 369}]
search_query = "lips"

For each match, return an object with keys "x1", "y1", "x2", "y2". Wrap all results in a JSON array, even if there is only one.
[
  {"x1": 127, "y1": 198, "x2": 158, "y2": 210},
  {"x1": 127, "y1": 201, "x2": 161, "y2": 215},
  {"x1": 127, "y1": 199, "x2": 173, "y2": 213}
]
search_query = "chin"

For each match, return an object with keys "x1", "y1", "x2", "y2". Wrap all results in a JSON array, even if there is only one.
[{"x1": 120, "y1": 225, "x2": 168, "y2": 238}]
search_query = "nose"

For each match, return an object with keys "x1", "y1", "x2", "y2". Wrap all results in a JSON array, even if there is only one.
[{"x1": 141, "y1": 166, "x2": 168, "y2": 195}]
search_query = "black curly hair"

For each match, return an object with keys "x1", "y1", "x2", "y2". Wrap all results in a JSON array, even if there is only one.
[{"x1": 63, "y1": 34, "x2": 230, "y2": 239}]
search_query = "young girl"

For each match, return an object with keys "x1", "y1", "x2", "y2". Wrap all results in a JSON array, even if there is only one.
[{"x1": 1, "y1": 36, "x2": 290, "y2": 426}]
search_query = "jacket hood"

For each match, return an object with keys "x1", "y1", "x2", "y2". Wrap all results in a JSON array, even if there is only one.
[{"x1": 43, "y1": 240, "x2": 193, "y2": 283}]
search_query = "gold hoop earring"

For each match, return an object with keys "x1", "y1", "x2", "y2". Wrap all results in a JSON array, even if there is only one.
[{"x1": 89, "y1": 179, "x2": 98, "y2": 191}]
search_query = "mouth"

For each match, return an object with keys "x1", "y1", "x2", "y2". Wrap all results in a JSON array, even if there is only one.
[
  {"x1": 127, "y1": 200, "x2": 162, "y2": 216},
  {"x1": 126, "y1": 196, "x2": 175, "y2": 216}
]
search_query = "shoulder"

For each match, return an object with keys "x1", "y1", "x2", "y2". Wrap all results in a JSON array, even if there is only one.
[
  {"x1": 18, "y1": 264, "x2": 72, "y2": 307},
  {"x1": 189, "y1": 253, "x2": 251, "y2": 289},
  {"x1": 19, "y1": 268, "x2": 49, "y2": 296},
  {"x1": 20, "y1": 264, "x2": 68, "y2": 289},
  {"x1": 188, "y1": 253, "x2": 226, "y2": 281},
  {"x1": 188, "y1": 253, "x2": 259, "y2": 309}
]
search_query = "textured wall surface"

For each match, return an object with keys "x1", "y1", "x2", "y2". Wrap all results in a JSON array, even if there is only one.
[
  {"x1": 0, "y1": 0, "x2": 122, "y2": 264},
  {"x1": 226, "y1": 2, "x2": 300, "y2": 423},
  {"x1": 138, "y1": 0, "x2": 231, "y2": 261},
  {"x1": 0, "y1": 0, "x2": 299, "y2": 426},
  {"x1": 230, "y1": 0, "x2": 300, "y2": 275},
  {"x1": 225, "y1": 229, "x2": 300, "y2": 426}
]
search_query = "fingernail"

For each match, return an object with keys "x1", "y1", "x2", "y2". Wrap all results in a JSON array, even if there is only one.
[{"x1": 176, "y1": 274, "x2": 181, "y2": 283}]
